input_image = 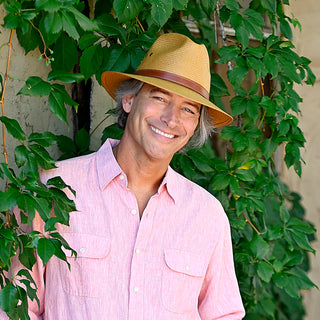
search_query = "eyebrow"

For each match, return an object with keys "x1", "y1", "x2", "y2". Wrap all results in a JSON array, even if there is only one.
[{"x1": 150, "y1": 87, "x2": 201, "y2": 110}]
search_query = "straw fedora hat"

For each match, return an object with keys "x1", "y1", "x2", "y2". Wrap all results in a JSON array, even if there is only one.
[{"x1": 101, "y1": 33, "x2": 233, "y2": 127}]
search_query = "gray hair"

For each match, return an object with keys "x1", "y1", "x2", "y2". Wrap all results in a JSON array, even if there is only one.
[{"x1": 115, "y1": 79, "x2": 215, "y2": 150}]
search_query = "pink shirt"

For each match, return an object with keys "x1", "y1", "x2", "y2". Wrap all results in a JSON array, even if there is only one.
[{"x1": 1, "y1": 139, "x2": 245, "y2": 320}]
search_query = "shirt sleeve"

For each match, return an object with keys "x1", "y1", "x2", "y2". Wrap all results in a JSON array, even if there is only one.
[
  {"x1": 0, "y1": 210, "x2": 45, "y2": 320},
  {"x1": 198, "y1": 212, "x2": 245, "y2": 320}
]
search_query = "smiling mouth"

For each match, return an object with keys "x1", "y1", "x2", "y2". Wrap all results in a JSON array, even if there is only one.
[{"x1": 150, "y1": 125, "x2": 175, "y2": 139}]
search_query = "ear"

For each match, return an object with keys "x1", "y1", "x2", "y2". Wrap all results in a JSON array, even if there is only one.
[{"x1": 122, "y1": 94, "x2": 135, "y2": 113}]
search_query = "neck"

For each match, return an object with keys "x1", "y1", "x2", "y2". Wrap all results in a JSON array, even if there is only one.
[
  {"x1": 113, "y1": 141, "x2": 169, "y2": 191},
  {"x1": 113, "y1": 139, "x2": 171, "y2": 216}
]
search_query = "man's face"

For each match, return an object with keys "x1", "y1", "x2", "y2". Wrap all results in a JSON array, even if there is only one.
[{"x1": 122, "y1": 84, "x2": 201, "y2": 163}]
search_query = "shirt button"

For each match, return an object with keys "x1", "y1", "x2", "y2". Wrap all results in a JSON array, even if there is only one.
[
  {"x1": 80, "y1": 248, "x2": 86, "y2": 254},
  {"x1": 135, "y1": 249, "x2": 140, "y2": 254},
  {"x1": 185, "y1": 265, "x2": 189, "y2": 271},
  {"x1": 131, "y1": 209, "x2": 137, "y2": 215},
  {"x1": 119, "y1": 174, "x2": 124, "y2": 180},
  {"x1": 134, "y1": 286, "x2": 139, "y2": 293}
]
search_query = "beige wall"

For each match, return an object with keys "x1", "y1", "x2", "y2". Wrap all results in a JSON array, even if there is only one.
[{"x1": 283, "y1": 1, "x2": 320, "y2": 319}]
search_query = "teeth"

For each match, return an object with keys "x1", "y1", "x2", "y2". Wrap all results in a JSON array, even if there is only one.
[{"x1": 150, "y1": 126, "x2": 174, "y2": 139}]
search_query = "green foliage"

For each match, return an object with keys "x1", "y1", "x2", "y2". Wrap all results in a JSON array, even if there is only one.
[{"x1": 0, "y1": 0, "x2": 317, "y2": 319}]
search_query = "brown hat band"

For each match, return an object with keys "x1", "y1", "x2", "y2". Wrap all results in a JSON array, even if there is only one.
[{"x1": 135, "y1": 69, "x2": 209, "y2": 100}]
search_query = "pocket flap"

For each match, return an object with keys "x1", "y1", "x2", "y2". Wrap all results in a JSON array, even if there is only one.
[
  {"x1": 61, "y1": 233, "x2": 110, "y2": 259},
  {"x1": 164, "y1": 249, "x2": 207, "y2": 277}
]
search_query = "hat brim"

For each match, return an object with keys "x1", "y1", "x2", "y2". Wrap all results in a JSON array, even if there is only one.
[{"x1": 101, "y1": 71, "x2": 233, "y2": 128}]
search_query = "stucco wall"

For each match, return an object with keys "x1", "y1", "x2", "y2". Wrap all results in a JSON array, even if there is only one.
[{"x1": 283, "y1": 1, "x2": 320, "y2": 319}]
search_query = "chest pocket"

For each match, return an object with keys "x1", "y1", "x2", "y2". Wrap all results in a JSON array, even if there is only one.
[
  {"x1": 162, "y1": 249, "x2": 207, "y2": 314},
  {"x1": 59, "y1": 233, "x2": 111, "y2": 298}
]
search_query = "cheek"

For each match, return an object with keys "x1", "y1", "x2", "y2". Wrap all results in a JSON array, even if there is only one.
[{"x1": 185, "y1": 119, "x2": 199, "y2": 136}]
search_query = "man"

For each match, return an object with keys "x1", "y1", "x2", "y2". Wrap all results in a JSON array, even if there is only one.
[{"x1": 1, "y1": 33, "x2": 245, "y2": 319}]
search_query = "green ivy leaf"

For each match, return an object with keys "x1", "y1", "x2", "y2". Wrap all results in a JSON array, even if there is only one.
[
  {"x1": 56, "y1": 135, "x2": 77, "y2": 154},
  {"x1": 260, "y1": 139, "x2": 278, "y2": 160},
  {"x1": 230, "y1": 96, "x2": 246, "y2": 116},
  {"x1": 29, "y1": 144, "x2": 56, "y2": 170},
  {"x1": 18, "y1": 76, "x2": 51, "y2": 97},
  {"x1": 17, "y1": 22, "x2": 42, "y2": 54},
  {"x1": 37, "y1": 238, "x2": 55, "y2": 265},
  {"x1": 224, "y1": 0, "x2": 240, "y2": 11},
  {"x1": 3, "y1": 14, "x2": 19, "y2": 29},
  {"x1": 17, "y1": 193, "x2": 36, "y2": 226},
  {"x1": 227, "y1": 66, "x2": 248, "y2": 90},
  {"x1": 28, "y1": 132, "x2": 57, "y2": 147},
  {"x1": 284, "y1": 142, "x2": 300, "y2": 168},
  {"x1": 287, "y1": 218, "x2": 316, "y2": 234},
  {"x1": 249, "y1": 234, "x2": 270, "y2": 259},
  {"x1": 14, "y1": 145, "x2": 29, "y2": 168},
  {"x1": 43, "y1": 11, "x2": 62, "y2": 34},
  {"x1": 235, "y1": 21, "x2": 250, "y2": 48},
  {"x1": 260, "y1": 0, "x2": 277, "y2": 12},
  {"x1": 80, "y1": 45, "x2": 104, "y2": 80},
  {"x1": 0, "y1": 116, "x2": 26, "y2": 141},
  {"x1": 257, "y1": 261, "x2": 274, "y2": 282},
  {"x1": 66, "y1": 5, "x2": 97, "y2": 31},
  {"x1": 221, "y1": 125, "x2": 241, "y2": 140},
  {"x1": 101, "y1": 124, "x2": 124, "y2": 143},
  {"x1": 211, "y1": 173, "x2": 231, "y2": 190},
  {"x1": 75, "y1": 128, "x2": 90, "y2": 152},
  {"x1": 289, "y1": 230, "x2": 315, "y2": 253},
  {"x1": 246, "y1": 99, "x2": 259, "y2": 122},
  {"x1": 96, "y1": 13, "x2": 125, "y2": 41},
  {"x1": 35, "y1": 0, "x2": 62, "y2": 12},
  {"x1": 0, "y1": 283, "x2": 19, "y2": 312},
  {"x1": 102, "y1": 46, "x2": 130, "y2": 72},
  {"x1": 230, "y1": 12, "x2": 242, "y2": 29},
  {"x1": 263, "y1": 53, "x2": 279, "y2": 79},
  {"x1": 61, "y1": 11, "x2": 80, "y2": 40},
  {"x1": 170, "y1": 0, "x2": 186, "y2": 10},
  {"x1": 235, "y1": 169, "x2": 254, "y2": 182},
  {"x1": 278, "y1": 56, "x2": 301, "y2": 84},
  {"x1": 151, "y1": 0, "x2": 173, "y2": 27},
  {"x1": 113, "y1": 0, "x2": 144, "y2": 23},
  {"x1": 0, "y1": 189, "x2": 18, "y2": 211},
  {"x1": 19, "y1": 246, "x2": 37, "y2": 270},
  {"x1": 51, "y1": 34, "x2": 78, "y2": 72},
  {"x1": 47, "y1": 71, "x2": 85, "y2": 83},
  {"x1": 280, "y1": 18, "x2": 293, "y2": 41},
  {"x1": 211, "y1": 73, "x2": 229, "y2": 97},
  {"x1": 48, "y1": 90, "x2": 68, "y2": 124},
  {"x1": 216, "y1": 45, "x2": 241, "y2": 64}
]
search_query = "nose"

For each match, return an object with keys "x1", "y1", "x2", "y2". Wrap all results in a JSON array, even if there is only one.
[{"x1": 160, "y1": 104, "x2": 180, "y2": 128}]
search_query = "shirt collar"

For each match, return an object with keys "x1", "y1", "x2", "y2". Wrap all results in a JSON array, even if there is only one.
[
  {"x1": 159, "y1": 166, "x2": 181, "y2": 204},
  {"x1": 96, "y1": 139, "x2": 181, "y2": 204},
  {"x1": 96, "y1": 139, "x2": 123, "y2": 191}
]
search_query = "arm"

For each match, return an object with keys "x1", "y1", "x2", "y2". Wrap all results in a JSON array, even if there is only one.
[{"x1": 198, "y1": 215, "x2": 245, "y2": 320}]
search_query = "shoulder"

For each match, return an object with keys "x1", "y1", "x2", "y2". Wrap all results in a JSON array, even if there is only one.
[
  {"x1": 168, "y1": 167, "x2": 227, "y2": 221},
  {"x1": 39, "y1": 151, "x2": 97, "y2": 184}
]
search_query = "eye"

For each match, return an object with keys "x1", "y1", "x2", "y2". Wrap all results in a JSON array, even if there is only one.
[
  {"x1": 184, "y1": 107, "x2": 194, "y2": 114},
  {"x1": 153, "y1": 96, "x2": 166, "y2": 102}
]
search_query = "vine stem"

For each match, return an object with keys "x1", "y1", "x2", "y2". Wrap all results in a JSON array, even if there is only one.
[
  {"x1": 258, "y1": 77, "x2": 266, "y2": 129},
  {"x1": 241, "y1": 212, "x2": 261, "y2": 235},
  {"x1": 90, "y1": 114, "x2": 111, "y2": 137},
  {"x1": 0, "y1": 29, "x2": 14, "y2": 227},
  {"x1": 29, "y1": 20, "x2": 51, "y2": 63},
  {"x1": 135, "y1": 16, "x2": 145, "y2": 32}
]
